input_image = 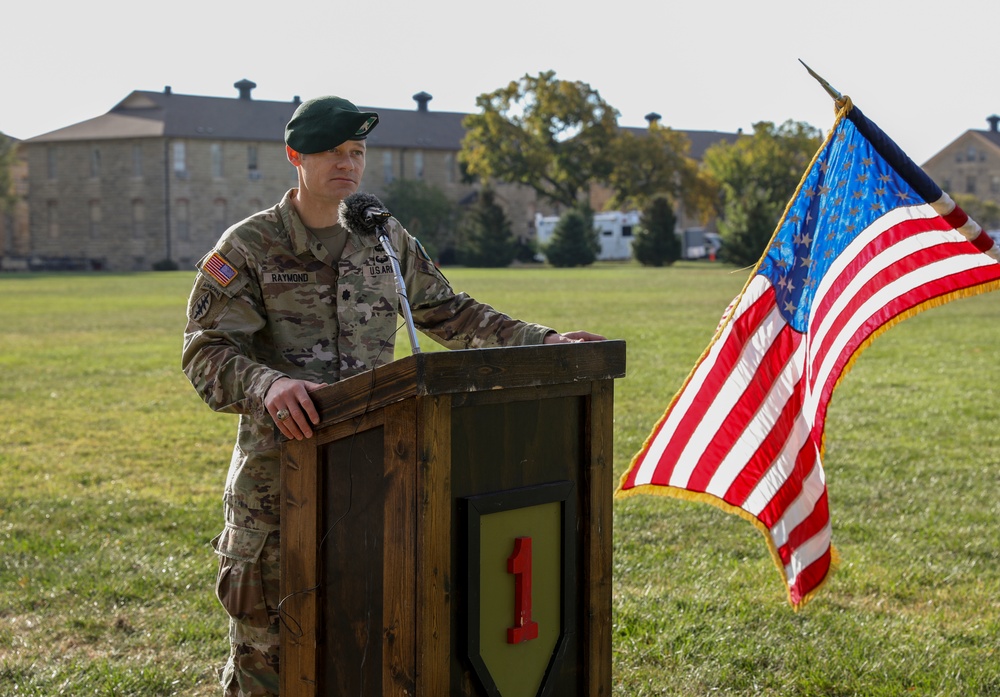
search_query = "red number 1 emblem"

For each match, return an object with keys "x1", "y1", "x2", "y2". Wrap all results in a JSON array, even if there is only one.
[{"x1": 506, "y1": 536, "x2": 539, "y2": 644}]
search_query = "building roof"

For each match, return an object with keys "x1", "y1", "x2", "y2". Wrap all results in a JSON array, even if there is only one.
[
  {"x1": 922, "y1": 128, "x2": 1000, "y2": 169},
  {"x1": 24, "y1": 81, "x2": 738, "y2": 158},
  {"x1": 25, "y1": 85, "x2": 471, "y2": 150}
]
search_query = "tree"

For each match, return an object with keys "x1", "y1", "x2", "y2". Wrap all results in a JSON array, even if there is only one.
[
  {"x1": 381, "y1": 179, "x2": 456, "y2": 261},
  {"x1": 544, "y1": 208, "x2": 600, "y2": 267},
  {"x1": 703, "y1": 120, "x2": 822, "y2": 267},
  {"x1": 460, "y1": 71, "x2": 620, "y2": 208},
  {"x1": 632, "y1": 195, "x2": 680, "y2": 267},
  {"x1": 0, "y1": 133, "x2": 18, "y2": 214},
  {"x1": 952, "y1": 193, "x2": 1000, "y2": 230},
  {"x1": 605, "y1": 123, "x2": 717, "y2": 221},
  {"x1": 457, "y1": 188, "x2": 517, "y2": 267}
]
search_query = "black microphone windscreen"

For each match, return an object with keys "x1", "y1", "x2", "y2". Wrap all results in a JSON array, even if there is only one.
[{"x1": 338, "y1": 192, "x2": 388, "y2": 233}]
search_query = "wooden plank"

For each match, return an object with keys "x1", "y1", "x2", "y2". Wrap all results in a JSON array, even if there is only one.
[
  {"x1": 383, "y1": 400, "x2": 417, "y2": 695},
  {"x1": 584, "y1": 379, "x2": 615, "y2": 697},
  {"x1": 319, "y1": 426, "x2": 386, "y2": 694},
  {"x1": 450, "y1": 380, "x2": 591, "y2": 409},
  {"x1": 280, "y1": 439, "x2": 321, "y2": 697},
  {"x1": 310, "y1": 342, "x2": 626, "y2": 429},
  {"x1": 416, "y1": 394, "x2": 452, "y2": 697}
]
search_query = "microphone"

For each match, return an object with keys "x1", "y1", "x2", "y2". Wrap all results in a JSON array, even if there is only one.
[
  {"x1": 336, "y1": 192, "x2": 422, "y2": 355},
  {"x1": 338, "y1": 192, "x2": 391, "y2": 234}
]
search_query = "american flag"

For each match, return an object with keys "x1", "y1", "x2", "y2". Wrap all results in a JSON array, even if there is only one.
[
  {"x1": 203, "y1": 251, "x2": 238, "y2": 287},
  {"x1": 616, "y1": 98, "x2": 1000, "y2": 608}
]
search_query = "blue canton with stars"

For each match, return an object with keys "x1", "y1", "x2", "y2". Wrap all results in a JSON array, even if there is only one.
[{"x1": 758, "y1": 116, "x2": 923, "y2": 333}]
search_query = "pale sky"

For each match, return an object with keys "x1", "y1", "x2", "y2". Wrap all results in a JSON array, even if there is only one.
[{"x1": 3, "y1": 0, "x2": 997, "y2": 166}]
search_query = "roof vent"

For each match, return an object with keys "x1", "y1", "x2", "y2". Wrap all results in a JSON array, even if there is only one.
[
  {"x1": 292, "y1": 95, "x2": 301, "y2": 105},
  {"x1": 234, "y1": 79, "x2": 257, "y2": 100},
  {"x1": 644, "y1": 112, "x2": 662, "y2": 127},
  {"x1": 413, "y1": 91, "x2": 433, "y2": 112},
  {"x1": 164, "y1": 86, "x2": 172, "y2": 95},
  {"x1": 988, "y1": 114, "x2": 1000, "y2": 133}
]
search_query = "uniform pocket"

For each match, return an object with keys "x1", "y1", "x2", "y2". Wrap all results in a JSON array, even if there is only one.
[{"x1": 211, "y1": 524, "x2": 271, "y2": 628}]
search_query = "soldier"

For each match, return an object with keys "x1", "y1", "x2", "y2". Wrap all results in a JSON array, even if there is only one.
[{"x1": 181, "y1": 95, "x2": 603, "y2": 696}]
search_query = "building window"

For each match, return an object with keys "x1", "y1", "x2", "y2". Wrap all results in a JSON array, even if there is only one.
[
  {"x1": 211, "y1": 143, "x2": 223, "y2": 178},
  {"x1": 414, "y1": 151, "x2": 424, "y2": 180},
  {"x1": 132, "y1": 199, "x2": 145, "y2": 239},
  {"x1": 967, "y1": 176, "x2": 977, "y2": 194},
  {"x1": 47, "y1": 147, "x2": 57, "y2": 179},
  {"x1": 383, "y1": 152, "x2": 393, "y2": 184},
  {"x1": 248, "y1": 145, "x2": 261, "y2": 180},
  {"x1": 993, "y1": 176, "x2": 1000, "y2": 194},
  {"x1": 445, "y1": 153, "x2": 455, "y2": 183},
  {"x1": 90, "y1": 148, "x2": 101, "y2": 178},
  {"x1": 173, "y1": 142, "x2": 187, "y2": 178},
  {"x1": 132, "y1": 144, "x2": 143, "y2": 177},
  {"x1": 176, "y1": 199, "x2": 190, "y2": 241},
  {"x1": 89, "y1": 200, "x2": 102, "y2": 239},
  {"x1": 47, "y1": 200, "x2": 59, "y2": 239},
  {"x1": 214, "y1": 199, "x2": 228, "y2": 236}
]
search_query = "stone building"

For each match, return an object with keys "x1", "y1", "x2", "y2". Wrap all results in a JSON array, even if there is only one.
[
  {"x1": 17, "y1": 79, "x2": 738, "y2": 271},
  {"x1": 921, "y1": 115, "x2": 1000, "y2": 206}
]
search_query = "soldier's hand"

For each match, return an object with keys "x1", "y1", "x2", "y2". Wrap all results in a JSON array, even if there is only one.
[
  {"x1": 265, "y1": 377, "x2": 327, "y2": 440},
  {"x1": 544, "y1": 330, "x2": 606, "y2": 344}
]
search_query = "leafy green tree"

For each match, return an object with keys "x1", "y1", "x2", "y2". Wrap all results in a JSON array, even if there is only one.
[
  {"x1": 606, "y1": 123, "x2": 717, "y2": 221},
  {"x1": 544, "y1": 208, "x2": 599, "y2": 267},
  {"x1": 460, "y1": 71, "x2": 620, "y2": 208},
  {"x1": 703, "y1": 120, "x2": 822, "y2": 267},
  {"x1": 952, "y1": 193, "x2": 1000, "y2": 230},
  {"x1": 632, "y1": 195, "x2": 680, "y2": 267},
  {"x1": 0, "y1": 133, "x2": 18, "y2": 214},
  {"x1": 457, "y1": 188, "x2": 517, "y2": 267},
  {"x1": 381, "y1": 179, "x2": 456, "y2": 261}
]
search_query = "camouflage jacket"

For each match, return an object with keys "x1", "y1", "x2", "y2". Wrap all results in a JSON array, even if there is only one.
[{"x1": 182, "y1": 189, "x2": 553, "y2": 527}]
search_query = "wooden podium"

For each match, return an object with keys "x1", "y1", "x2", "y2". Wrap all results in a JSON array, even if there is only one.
[{"x1": 279, "y1": 340, "x2": 625, "y2": 696}]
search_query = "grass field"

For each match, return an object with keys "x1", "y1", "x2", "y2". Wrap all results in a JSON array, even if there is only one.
[{"x1": 1, "y1": 264, "x2": 998, "y2": 696}]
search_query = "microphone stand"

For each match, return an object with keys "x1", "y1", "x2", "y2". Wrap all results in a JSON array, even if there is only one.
[{"x1": 375, "y1": 222, "x2": 421, "y2": 355}]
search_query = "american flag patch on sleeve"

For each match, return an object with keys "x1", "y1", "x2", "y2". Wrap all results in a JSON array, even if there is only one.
[{"x1": 203, "y1": 252, "x2": 238, "y2": 287}]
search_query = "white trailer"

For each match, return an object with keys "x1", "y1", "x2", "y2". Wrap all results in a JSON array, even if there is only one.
[
  {"x1": 534, "y1": 211, "x2": 639, "y2": 261},
  {"x1": 535, "y1": 211, "x2": 717, "y2": 261}
]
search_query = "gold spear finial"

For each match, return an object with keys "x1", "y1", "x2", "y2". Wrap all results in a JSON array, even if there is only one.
[{"x1": 799, "y1": 59, "x2": 848, "y2": 109}]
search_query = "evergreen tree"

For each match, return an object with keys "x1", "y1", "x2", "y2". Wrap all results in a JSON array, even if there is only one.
[
  {"x1": 457, "y1": 189, "x2": 517, "y2": 267},
  {"x1": 382, "y1": 179, "x2": 456, "y2": 261},
  {"x1": 544, "y1": 209, "x2": 599, "y2": 267},
  {"x1": 632, "y1": 195, "x2": 680, "y2": 267}
]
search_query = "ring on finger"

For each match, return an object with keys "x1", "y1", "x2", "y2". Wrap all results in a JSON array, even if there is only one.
[{"x1": 276, "y1": 408, "x2": 290, "y2": 421}]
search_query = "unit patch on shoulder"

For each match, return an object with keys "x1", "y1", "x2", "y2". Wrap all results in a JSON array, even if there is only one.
[
  {"x1": 203, "y1": 252, "x2": 239, "y2": 287},
  {"x1": 415, "y1": 239, "x2": 433, "y2": 263},
  {"x1": 189, "y1": 291, "x2": 213, "y2": 323}
]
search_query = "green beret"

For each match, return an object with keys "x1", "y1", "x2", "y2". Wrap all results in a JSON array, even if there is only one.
[{"x1": 284, "y1": 96, "x2": 379, "y2": 154}]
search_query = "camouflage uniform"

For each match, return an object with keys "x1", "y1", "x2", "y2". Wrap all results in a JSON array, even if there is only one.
[{"x1": 182, "y1": 189, "x2": 553, "y2": 696}]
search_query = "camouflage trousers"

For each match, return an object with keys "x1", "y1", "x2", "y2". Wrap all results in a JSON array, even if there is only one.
[{"x1": 212, "y1": 516, "x2": 281, "y2": 696}]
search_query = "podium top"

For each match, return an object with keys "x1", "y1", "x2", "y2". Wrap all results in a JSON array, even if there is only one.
[{"x1": 308, "y1": 340, "x2": 625, "y2": 430}]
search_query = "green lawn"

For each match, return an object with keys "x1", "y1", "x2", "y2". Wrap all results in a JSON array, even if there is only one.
[{"x1": 1, "y1": 265, "x2": 998, "y2": 695}]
